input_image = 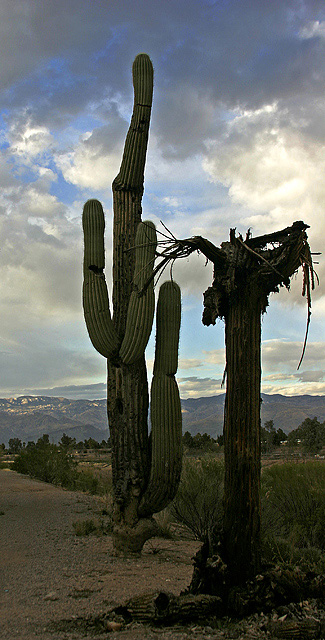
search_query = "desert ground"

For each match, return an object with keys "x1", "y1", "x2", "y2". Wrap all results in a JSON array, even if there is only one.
[{"x1": 0, "y1": 468, "x2": 323, "y2": 640}]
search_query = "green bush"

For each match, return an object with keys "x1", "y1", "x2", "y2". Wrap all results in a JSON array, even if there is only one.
[
  {"x1": 12, "y1": 434, "x2": 78, "y2": 489},
  {"x1": 261, "y1": 461, "x2": 325, "y2": 551},
  {"x1": 75, "y1": 464, "x2": 112, "y2": 495},
  {"x1": 12, "y1": 435, "x2": 112, "y2": 496},
  {"x1": 287, "y1": 417, "x2": 325, "y2": 453},
  {"x1": 170, "y1": 456, "x2": 324, "y2": 569},
  {"x1": 75, "y1": 469, "x2": 100, "y2": 494},
  {"x1": 170, "y1": 456, "x2": 224, "y2": 543}
]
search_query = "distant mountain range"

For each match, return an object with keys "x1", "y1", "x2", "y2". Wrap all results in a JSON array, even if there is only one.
[{"x1": 0, "y1": 394, "x2": 324, "y2": 446}]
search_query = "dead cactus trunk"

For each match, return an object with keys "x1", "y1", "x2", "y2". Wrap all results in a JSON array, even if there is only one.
[{"x1": 152, "y1": 221, "x2": 316, "y2": 587}]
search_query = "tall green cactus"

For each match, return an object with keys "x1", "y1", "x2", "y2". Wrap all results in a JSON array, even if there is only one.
[{"x1": 82, "y1": 54, "x2": 182, "y2": 553}]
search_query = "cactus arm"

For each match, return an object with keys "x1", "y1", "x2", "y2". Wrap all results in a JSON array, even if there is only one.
[
  {"x1": 139, "y1": 281, "x2": 182, "y2": 517},
  {"x1": 152, "y1": 281, "x2": 181, "y2": 377},
  {"x1": 113, "y1": 54, "x2": 154, "y2": 193},
  {"x1": 82, "y1": 199, "x2": 119, "y2": 358},
  {"x1": 120, "y1": 221, "x2": 157, "y2": 364},
  {"x1": 112, "y1": 54, "x2": 154, "y2": 335}
]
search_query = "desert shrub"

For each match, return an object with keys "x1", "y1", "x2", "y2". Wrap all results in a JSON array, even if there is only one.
[
  {"x1": 12, "y1": 435, "x2": 78, "y2": 489},
  {"x1": 154, "y1": 508, "x2": 174, "y2": 539},
  {"x1": 75, "y1": 469, "x2": 100, "y2": 494},
  {"x1": 73, "y1": 518, "x2": 98, "y2": 536},
  {"x1": 75, "y1": 463, "x2": 112, "y2": 495},
  {"x1": 262, "y1": 535, "x2": 325, "y2": 574},
  {"x1": 12, "y1": 436, "x2": 113, "y2": 497},
  {"x1": 170, "y1": 456, "x2": 224, "y2": 543},
  {"x1": 170, "y1": 457, "x2": 324, "y2": 562},
  {"x1": 73, "y1": 515, "x2": 112, "y2": 536},
  {"x1": 261, "y1": 461, "x2": 325, "y2": 551}
]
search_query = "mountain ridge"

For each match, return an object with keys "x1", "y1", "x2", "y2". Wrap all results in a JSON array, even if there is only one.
[{"x1": 0, "y1": 393, "x2": 323, "y2": 446}]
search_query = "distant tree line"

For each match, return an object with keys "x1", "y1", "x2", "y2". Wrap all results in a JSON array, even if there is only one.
[
  {"x1": 182, "y1": 431, "x2": 222, "y2": 451},
  {"x1": 5, "y1": 433, "x2": 109, "y2": 493},
  {"x1": 1, "y1": 416, "x2": 324, "y2": 457},
  {"x1": 261, "y1": 420, "x2": 287, "y2": 453},
  {"x1": 183, "y1": 416, "x2": 324, "y2": 455},
  {"x1": 3, "y1": 433, "x2": 110, "y2": 455},
  {"x1": 287, "y1": 416, "x2": 324, "y2": 454}
]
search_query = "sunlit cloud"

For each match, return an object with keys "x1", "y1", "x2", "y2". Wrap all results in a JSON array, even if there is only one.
[
  {"x1": 202, "y1": 349, "x2": 226, "y2": 365},
  {"x1": 8, "y1": 119, "x2": 54, "y2": 161},
  {"x1": 178, "y1": 376, "x2": 223, "y2": 398},
  {"x1": 178, "y1": 358, "x2": 204, "y2": 370},
  {"x1": 262, "y1": 340, "x2": 325, "y2": 372},
  {"x1": 299, "y1": 21, "x2": 325, "y2": 40}
]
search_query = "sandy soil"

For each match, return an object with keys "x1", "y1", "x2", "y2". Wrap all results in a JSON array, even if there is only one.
[{"x1": 0, "y1": 469, "x2": 209, "y2": 639}]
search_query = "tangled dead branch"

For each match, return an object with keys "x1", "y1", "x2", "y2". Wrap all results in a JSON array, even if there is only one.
[{"x1": 144, "y1": 220, "x2": 317, "y2": 368}]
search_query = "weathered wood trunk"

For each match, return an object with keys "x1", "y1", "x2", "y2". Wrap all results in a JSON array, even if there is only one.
[
  {"x1": 108, "y1": 359, "x2": 157, "y2": 553},
  {"x1": 155, "y1": 222, "x2": 314, "y2": 588},
  {"x1": 223, "y1": 288, "x2": 262, "y2": 583}
]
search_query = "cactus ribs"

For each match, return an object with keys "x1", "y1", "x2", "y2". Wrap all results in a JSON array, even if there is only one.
[{"x1": 82, "y1": 55, "x2": 183, "y2": 554}]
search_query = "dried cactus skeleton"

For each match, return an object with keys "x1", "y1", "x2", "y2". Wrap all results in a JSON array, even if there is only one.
[
  {"x1": 149, "y1": 220, "x2": 317, "y2": 584},
  {"x1": 82, "y1": 55, "x2": 182, "y2": 553}
]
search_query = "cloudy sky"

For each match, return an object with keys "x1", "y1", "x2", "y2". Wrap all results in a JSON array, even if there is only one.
[{"x1": 0, "y1": 0, "x2": 324, "y2": 400}]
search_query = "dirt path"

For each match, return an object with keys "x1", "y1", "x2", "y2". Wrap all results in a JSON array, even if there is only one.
[
  {"x1": 0, "y1": 469, "x2": 206, "y2": 640},
  {"x1": 2, "y1": 470, "x2": 323, "y2": 640}
]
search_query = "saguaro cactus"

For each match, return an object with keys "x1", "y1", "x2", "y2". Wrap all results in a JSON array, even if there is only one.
[{"x1": 82, "y1": 54, "x2": 182, "y2": 553}]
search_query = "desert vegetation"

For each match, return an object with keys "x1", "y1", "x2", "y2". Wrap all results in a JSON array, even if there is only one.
[
  {"x1": 8, "y1": 423, "x2": 324, "y2": 575},
  {"x1": 171, "y1": 455, "x2": 324, "y2": 572},
  {"x1": 4, "y1": 419, "x2": 323, "y2": 631},
  {"x1": 10, "y1": 433, "x2": 112, "y2": 495}
]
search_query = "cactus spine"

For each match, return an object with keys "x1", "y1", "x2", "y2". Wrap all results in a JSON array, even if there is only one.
[{"x1": 82, "y1": 54, "x2": 182, "y2": 553}]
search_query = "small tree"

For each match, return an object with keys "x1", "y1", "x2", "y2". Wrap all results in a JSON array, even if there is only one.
[
  {"x1": 60, "y1": 433, "x2": 76, "y2": 449},
  {"x1": 8, "y1": 438, "x2": 23, "y2": 454},
  {"x1": 288, "y1": 417, "x2": 324, "y2": 454}
]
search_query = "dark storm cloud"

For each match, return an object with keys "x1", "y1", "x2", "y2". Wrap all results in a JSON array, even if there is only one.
[{"x1": 1, "y1": 1, "x2": 324, "y2": 152}]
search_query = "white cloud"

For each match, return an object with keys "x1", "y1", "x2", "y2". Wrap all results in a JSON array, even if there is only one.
[
  {"x1": 203, "y1": 112, "x2": 325, "y2": 241},
  {"x1": 300, "y1": 21, "x2": 325, "y2": 40},
  {"x1": 262, "y1": 339, "x2": 325, "y2": 372},
  {"x1": 178, "y1": 358, "x2": 204, "y2": 370},
  {"x1": 202, "y1": 349, "x2": 226, "y2": 365},
  {"x1": 262, "y1": 381, "x2": 325, "y2": 396},
  {"x1": 202, "y1": 103, "x2": 325, "y2": 313},
  {"x1": 9, "y1": 122, "x2": 54, "y2": 160},
  {"x1": 56, "y1": 141, "x2": 120, "y2": 190},
  {"x1": 177, "y1": 376, "x2": 223, "y2": 398}
]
